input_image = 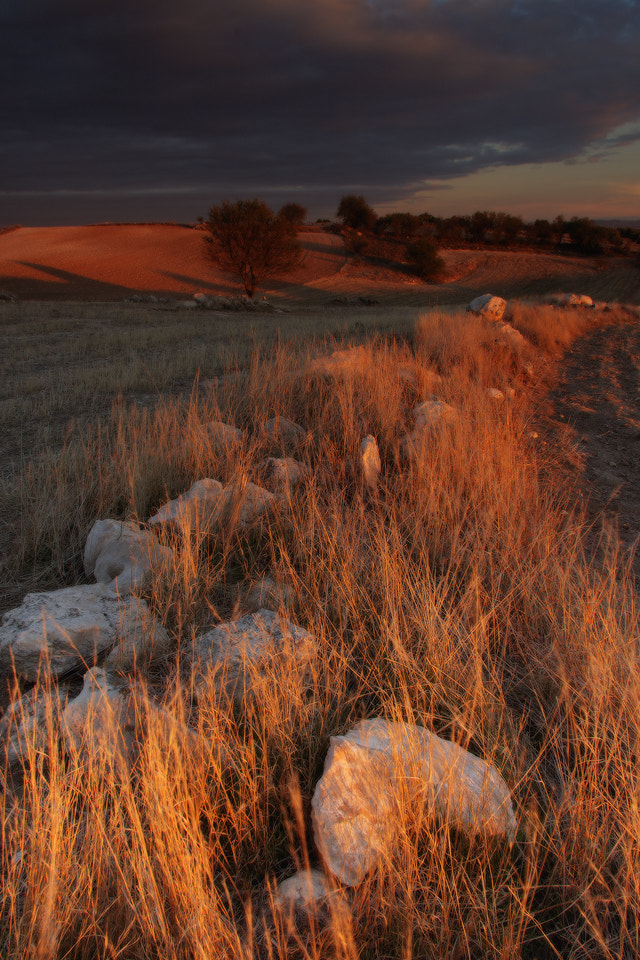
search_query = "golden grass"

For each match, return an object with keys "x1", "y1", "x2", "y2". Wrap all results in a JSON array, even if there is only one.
[{"x1": 2, "y1": 302, "x2": 639, "y2": 959}]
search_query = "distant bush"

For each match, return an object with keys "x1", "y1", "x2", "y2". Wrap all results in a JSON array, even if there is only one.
[
  {"x1": 337, "y1": 194, "x2": 377, "y2": 230},
  {"x1": 278, "y1": 202, "x2": 307, "y2": 227},
  {"x1": 407, "y1": 238, "x2": 445, "y2": 281}
]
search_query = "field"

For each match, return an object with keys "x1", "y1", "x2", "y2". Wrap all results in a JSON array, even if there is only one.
[{"x1": 1, "y1": 225, "x2": 640, "y2": 959}]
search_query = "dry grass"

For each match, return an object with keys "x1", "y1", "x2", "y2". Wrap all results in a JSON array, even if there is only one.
[{"x1": 2, "y1": 301, "x2": 639, "y2": 959}]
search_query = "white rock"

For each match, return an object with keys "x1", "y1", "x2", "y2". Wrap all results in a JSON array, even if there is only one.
[
  {"x1": 104, "y1": 598, "x2": 172, "y2": 675},
  {"x1": 0, "y1": 685, "x2": 68, "y2": 767},
  {"x1": 216, "y1": 482, "x2": 277, "y2": 532},
  {"x1": 263, "y1": 416, "x2": 306, "y2": 445},
  {"x1": 244, "y1": 576, "x2": 295, "y2": 613},
  {"x1": 191, "y1": 609, "x2": 316, "y2": 702},
  {"x1": 310, "y1": 346, "x2": 370, "y2": 377},
  {"x1": 496, "y1": 322, "x2": 527, "y2": 350},
  {"x1": 254, "y1": 458, "x2": 309, "y2": 498},
  {"x1": 413, "y1": 400, "x2": 456, "y2": 430},
  {"x1": 559, "y1": 293, "x2": 594, "y2": 307},
  {"x1": 312, "y1": 718, "x2": 517, "y2": 886},
  {"x1": 467, "y1": 295, "x2": 507, "y2": 322},
  {"x1": 0, "y1": 585, "x2": 126, "y2": 681},
  {"x1": 359, "y1": 435, "x2": 381, "y2": 490},
  {"x1": 275, "y1": 869, "x2": 333, "y2": 911},
  {"x1": 149, "y1": 478, "x2": 224, "y2": 531},
  {"x1": 207, "y1": 421, "x2": 244, "y2": 447},
  {"x1": 487, "y1": 388, "x2": 504, "y2": 402},
  {"x1": 84, "y1": 519, "x2": 174, "y2": 596},
  {"x1": 62, "y1": 666, "x2": 134, "y2": 759}
]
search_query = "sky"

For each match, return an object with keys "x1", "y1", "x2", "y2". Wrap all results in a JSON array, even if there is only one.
[{"x1": 2, "y1": 0, "x2": 640, "y2": 226}]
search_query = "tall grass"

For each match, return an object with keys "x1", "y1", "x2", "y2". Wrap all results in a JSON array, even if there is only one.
[{"x1": 2, "y1": 304, "x2": 639, "y2": 959}]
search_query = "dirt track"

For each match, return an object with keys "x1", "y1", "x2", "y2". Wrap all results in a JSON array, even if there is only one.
[{"x1": 533, "y1": 309, "x2": 640, "y2": 578}]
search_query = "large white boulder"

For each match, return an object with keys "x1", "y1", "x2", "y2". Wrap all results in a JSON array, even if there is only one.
[
  {"x1": 0, "y1": 585, "x2": 128, "y2": 680},
  {"x1": 311, "y1": 718, "x2": 517, "y2": 886},
  {"x1": 467, "y1": 295, "x2": 507, "y2": 322},
  {"x1": 149, "y1": 478, "x2": 224, "y2": 531},
  {"x1": 84, "y1": 519, "x2": 174, "y2": 596},
  {"x1": 191, "y1": 609, "x2": 316, "y2": 703}
]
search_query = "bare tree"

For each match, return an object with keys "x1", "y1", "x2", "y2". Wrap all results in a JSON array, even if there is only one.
[{"x1": 205, "y1": 199, "x2": 302, "y2": 297}]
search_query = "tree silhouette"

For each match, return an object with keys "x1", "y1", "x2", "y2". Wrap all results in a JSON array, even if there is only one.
[{"x1": 205, "y1": 199, "x2": 302, "y2": 297}]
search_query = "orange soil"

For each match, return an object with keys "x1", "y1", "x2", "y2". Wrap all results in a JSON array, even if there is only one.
[{"x1": 0, "y1": 223, "x2": 637, "y2": 304}]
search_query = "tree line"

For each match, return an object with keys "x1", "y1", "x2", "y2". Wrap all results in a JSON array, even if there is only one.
[{"x1": 203, "y1": 193, "x2": 639, "y2": 297}]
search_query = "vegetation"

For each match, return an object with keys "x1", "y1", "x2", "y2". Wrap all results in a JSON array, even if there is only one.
[
  {"x1": 406, "y1": 237, "x2": 445, "y2": 281},
  {"x1": 205, "y1": 199, "x2": 302, "y2": 297},
  {"x1": 278, "y1": 203, "x2": 307, "y2": 227},
  {"x1": 336, "y1": 194, "x2": 377, "y2": 231},
  {"x1": 2, "y1": 297, "x2": 640, "y2": 959}
]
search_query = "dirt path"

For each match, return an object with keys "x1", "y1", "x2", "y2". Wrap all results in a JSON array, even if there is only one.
[{"x1": 533, "y1": 309, "x2": 640, "y2": 578}]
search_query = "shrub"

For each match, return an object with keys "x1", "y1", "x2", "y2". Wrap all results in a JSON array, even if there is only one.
[
  {"x1": 336, "y1": 194, "x2": 377, "y2": 230},
  {"x1": 407, "y1": 238, "x2": 445, "y2": 281}
]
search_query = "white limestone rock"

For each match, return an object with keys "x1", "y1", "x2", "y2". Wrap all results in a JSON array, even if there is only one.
[
  {"x1": 359, "y1": 435, "x2": 381, "y2": 490},
  {"x1": 191, "y1": 609, "x2": 316, "y2": 703},
  {"x1": 207, "y1": 421, "x2": 244, "y2": 447},
  {"x1": 487, "y1": 388, "x2": 505, "y2": 402},
  {"x1": 263, "y1": 416, "x2": 306, "y2": 446},
  {"x1": 254, "y1": 457, "x2": 309, "y2": 498},
  {"x1": 275, "y1": 869, "x2": 333, "y2": 911},
  {"x1": 84, "y1": 519, "x2": 174, "y2": 596},
  {"x1": 413, "y1": 400, "x2": 456, "y2": 430},
  {"x1": 496, "y1": 322, "x2": 527, "y2": 350},
  {"x1": 467, "y1": 295, "x2": 507, "y2": 322},
  {"x1": 0, "y1": 585, "x2": 125, "y2": 681},
  {"x1": 559, "y1": 293, "x2": 594, "y2": 307},
  {"x1": 216, "y1": 481, "x2": 277, "y2": 532},
  {"x1": 399, "y1": 400, "x2": 456, "y2": 461},
  {"x1": 311, "y1": 718, "x2": 517, "y2": 886},
  {"x1": 62, "y1": 666, "x2": 134, "y2": 760},
  {"x1": 244, "y1": 576, "x2": 295, "y2": 613},
  {"x1": 104, "y1": 598, "x2": 172, "y2": 675},
  {"x1": 0, "y1": 685, "x2": 68, "y2": 768},
  {"x1": 149, "y1": 478, "x2": 224, "y2": 531}
]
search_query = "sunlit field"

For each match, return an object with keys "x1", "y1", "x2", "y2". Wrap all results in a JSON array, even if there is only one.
[{"x1": 1, "y1": 299, "x2": 639, "y2": 959}]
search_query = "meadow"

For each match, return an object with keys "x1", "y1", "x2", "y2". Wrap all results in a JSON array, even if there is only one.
[{"x1": 1, "y1": 294, "x2": 639, "y2": 960}]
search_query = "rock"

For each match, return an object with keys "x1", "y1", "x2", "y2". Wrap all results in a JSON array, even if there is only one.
[
  {"x1": 496, "y1": 322, "x2": 527, "y2": 350},
  {"x1": 467, "y1": 295, "x2": 507, "y2": 322},
  {"x1": 275, "y1": 869, "x2": 333, "y2": 911},
  {"x1": 216, "y1": 482, "x2": 277, "y2": 533},
  {"x1": 559, "y1": 293, "x2": 594, "y2": 307},
  {"x1": 310, "y1": 346, "x2": 370, "y2": 377},
  {"x1": 0, "y1": 291, "x2": 17, "y2": 302},
  {"x1": 254, "y1": 457, "x2": 309, "y2": 498},
  {"x1": 207, "y1": 421, "x2": 244, "y2": 448},
  {"x1": 104, "y1": 599, "x2": 172, "y2": 675},
  {"x1": 244, "y1": 576, "x2": 295, "y2": 613},
  {"x1": 191, "y1": 609, "x2": 316, "y2": 703},
  {"x1": 413, "y1": 400, "x2": 456, "y2": 430},
  {"x1": 263, "y1": 417, "x2": 306, "y2": 446},
  {"x1": 84, "y1": 519, "x2": 174, "y2": 596},
  {"x1": 62, "y1": 666, "x2": 134, "y2": 760},
  {"x1": 149, "y1": 479, "x2": 224, "y2": 532},
  {"x1": 311, "y1": 718, "x2": 517, "y2": 886},
  {"x1": 487, "y1": 388, "x2": 504, "y2": 402},
  {"x1": 359, "y1": 436, "x2": 381, "y2": 490},
  {"x1": 0, "y1": 685, "x2": 68, "y2": 768},
  {"x1": 0, "y1": 585, "x2": 129, "y2": 681},
  {"x1": 62, "y1": 667, "x2": 207, "y2": 768}
]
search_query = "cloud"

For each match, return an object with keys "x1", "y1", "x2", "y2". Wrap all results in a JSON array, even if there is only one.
[{"x1": 2, "y1": 0, "x2": 640, "y2": 221}]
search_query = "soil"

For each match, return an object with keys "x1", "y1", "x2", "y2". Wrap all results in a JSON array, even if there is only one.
[{"x1": 531, "y1": 308, "x2": 640, "y2": 581}]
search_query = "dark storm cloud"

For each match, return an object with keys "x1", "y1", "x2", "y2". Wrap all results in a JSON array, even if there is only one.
[{"x1": 2, "y1": 0, "x2": 639, "y2": 222}]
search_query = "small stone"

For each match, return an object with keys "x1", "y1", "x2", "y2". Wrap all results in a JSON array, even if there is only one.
[
  {"x1": 207, "y1": 421, "x2": 244, "y2": 448},
  {"x1": 487, "y1": 388, "x2": 504, "y2": 402},
  {"x1": 413, "y1": 400, "x2": 456, "y2": 429},
  {"x1": 0, "y1": 685, "x2": 68, "y2": 768},
  {"x1": 359, "y1": 435, "x2": 381, "y2": 490},
  {"x1": 216, "y1": 482, "x2": 277, "y2": 533},
  {"x1": 104, "y1": 599, "x2": 172, "y2": 675},
  {"x1": 244, "y1": 576, "x2": 295, "y2": 613},
  {"x1": 84, "y1": 519, "x2": 174, "y2": 596},
  {"x1": 263, "y1": 417, "x2": 306, "y2": 446},
  {"x1": 254, "y1": 458, "x2": 309, "y2": 498},
  {"x1": 275, "y1": 869, "x2": 333, "y2": 911},
  {"x1": 62, "y1": 667, "x2": 134, "y2": 760}
]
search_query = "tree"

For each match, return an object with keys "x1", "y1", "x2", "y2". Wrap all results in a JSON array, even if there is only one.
[
  {"x1": 278, "y1": 202, "x2": 307, "y2": 227},
  {"x1": 407, "y1": 238, "x2": 445, "y2": 281},
  {"x1": 336, "y1": 194, "x2": 377, "y2": 230},
  {"x1": 205, "y1": 199, "x2": 302, "y2": 297}
]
